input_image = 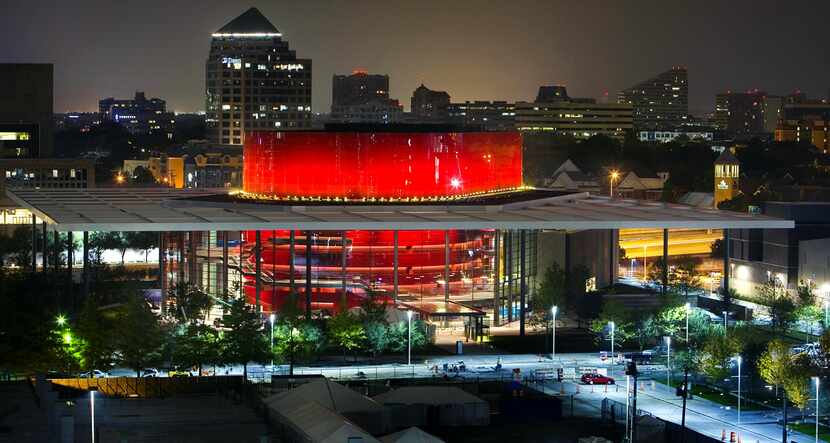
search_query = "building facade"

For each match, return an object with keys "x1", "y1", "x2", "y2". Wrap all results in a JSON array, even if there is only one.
[
  {"x1": 713, "y1": 149, "x2": 740, "y2": 208},
  {"x1": 410, "y1": 84, "x2": 450, "y2": 120},
  {"x1": 329, "y1": 70, "x2": 403, "y2": 124},
  {"x1": 714, "y1": 90, "x2": 767, "y2": 137},
  {"x1": 617, "y1": 67, "x2": 688, "y2": 130},
  {"x1": 447, "y1": 101, "x2": 516, "y2": 131},
  {"x1": 99, "y1": 91, "x2": 175, "y2": 138},
  {"x1": 0, "y1": 64, "x2": 54, "y2": 158},
  {"x1": 206, "y1": 7, "x2": 312, "y2": 145},
  {"x1": 514, "y1": 100, "x2": 633, "y2": 140}
]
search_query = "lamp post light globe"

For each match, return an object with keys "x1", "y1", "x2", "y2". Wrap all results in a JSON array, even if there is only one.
[
  {"x1": 269, "y1": 313, "x2": 276, "y2": 369},
  {"x1": 735, "y1": 355, "x2": 742, "y2": 424},
  {"x1": 609, "y1": 170, "x2": 620, "y2": 198}
]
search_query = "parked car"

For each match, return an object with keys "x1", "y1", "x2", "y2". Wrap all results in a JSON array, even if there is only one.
[
  {"x1": 141, "y1": 368, "x2": 160, "y2": 378},
  {"x1": 169, "y1": 369, "x2": 192, "y2": 377},
  {"x1": 581, "y1": 373, "x2": 615, "y2": 385},
  {"x1": 79, "y1": 370, "x2": 108, "y2": 378}
]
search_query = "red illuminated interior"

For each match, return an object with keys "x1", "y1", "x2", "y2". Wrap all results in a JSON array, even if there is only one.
[
  {"x1": 238, "y1": 130, "x2": 514, "y2": 311},
  {"x1": 243, "y1": 131, "x2": 523, "y2": 199}
]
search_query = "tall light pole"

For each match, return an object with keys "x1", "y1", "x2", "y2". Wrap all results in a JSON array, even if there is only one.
[
  {"x1": 551, "y1": 306, "x2": 558, "y2": 360},
  {"x1": 609, "y1": 321, "x2": 616, "y2": 359},
  {"x1": 722, "y1": 310, "x2": 728, "y2": 332},
  {"x1": 736, "y1": 355, "x2": 742, "y2": 424},
  {"x1": 815, "y1": 376, "x2": 821, "y2": 443},
  {"x1": 684, "y1": 302, "x2": 691, "y2": 344},
  {"x1": 609, "y1": 170, "x2": 620, "y2": 198},
  {"x1": 89, "y1": 388, "x2": 96, "y2": 443},
  {"x1": 269, "y1": 313, "x2": 276, "y2": 369},
  {"x1": 407, "y1": 310, "x2": 413, "y2": 365},
  {"x1": 665, "y1": 336, "x2": 671, "y2": 388}
]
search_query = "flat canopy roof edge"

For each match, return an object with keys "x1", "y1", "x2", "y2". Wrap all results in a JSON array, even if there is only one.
[{"x1": 6, "y1": 188, "x2": 795, "y2": 232}]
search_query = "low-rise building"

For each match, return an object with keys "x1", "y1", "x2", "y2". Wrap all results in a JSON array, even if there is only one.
[
  {"x1": 99, "y1": 91, "x2": 175, "y2": 138},
  {"x1": 516, "y1": 86, "x2": 632, "y2": 140}
]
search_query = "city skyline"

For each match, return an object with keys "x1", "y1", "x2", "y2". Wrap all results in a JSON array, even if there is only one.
[{"x1": 2, "y1": 0, "x2": 829, "y2": 115}]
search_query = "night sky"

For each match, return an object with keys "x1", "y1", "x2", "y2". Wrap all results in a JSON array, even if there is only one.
[{"x1": 2, "y1": 0, "x2": 828, "y2": 115}]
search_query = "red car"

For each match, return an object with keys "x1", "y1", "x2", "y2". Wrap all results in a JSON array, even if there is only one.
[{"x1": 581, "y1": 373, "x2": 615, "y2": 385}]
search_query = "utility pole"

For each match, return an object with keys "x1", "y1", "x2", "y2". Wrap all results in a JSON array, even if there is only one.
[
  {"x1": 680, "y1": 368, "x2": 689, "y2": 443},
  {"x1": 626, "y1": 361, "x2": 639, "y2": 443}
]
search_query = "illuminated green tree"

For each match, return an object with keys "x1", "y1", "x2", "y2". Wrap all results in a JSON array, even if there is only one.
[{"x1": 327, "y1": 309, "x2": 366, "y2": 360}]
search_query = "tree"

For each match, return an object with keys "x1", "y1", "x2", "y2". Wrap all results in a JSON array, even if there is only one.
[
  {"x1": 590, "y1": 298, "x2": 634, "y2": 349},
  {"x1": 758, "y1": 339, "x2": 793, "y2": 398},
  {"x1": 757, "y1": 278, "x2": 795, "y2": 332},
  {"x1": 700, "y1": 331, "x2": 740, "y2": 383},
  {"x1": 327, "y1": 309, "x2": 366, "y2": 360},
  {"x1": 783, "y1": 353, "x2": 814, "y2": 418},
  {"x1": 794, "y1": 281, "x2": 822, "y2": 338},
  {"x1": 172, "y1": 323, "x2": 221, "y2": 376},
  {"x1": 114, "y1": 296, "x2": 164, "y2": 377},
  {"x1": 124, "y1": 231, "x2": 158, "y2": 263},
  {"x1": 364, "y1": 322, "x2": 389, "y2": 357},
  {"x1": 219, "y1": 297, "x2": 269, "y2": 380},
  {"x1": 535, "y1": 263, "x2": 567, "y2": 313},
  {"x1": 272, "y1": 321, "x2": 324, "y2": 370},
  {"x1": 387, "y1": 320, "x2": 428, "y2": 354},
  {"x1": 75, "y1": 297, "x2": 117, "y2": 374},
  {"x1": 167, "y1": 283, "x2": 213, "y2": 324},
  {"x1": 670, "y1": 260, "x2": 701, "y2": 300}
]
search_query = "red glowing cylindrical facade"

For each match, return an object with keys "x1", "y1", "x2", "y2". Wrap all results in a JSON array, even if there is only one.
[{"x1": 243, "y1": 131, "x2": 523, "y2": 199}]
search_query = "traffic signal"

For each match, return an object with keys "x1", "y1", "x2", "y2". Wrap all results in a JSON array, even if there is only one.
[{"x1": 625, "y1": 361, "x2": 638, "y2": 376}]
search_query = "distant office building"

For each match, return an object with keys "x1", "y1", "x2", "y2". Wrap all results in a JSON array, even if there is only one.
[
  {"x1": 0, "y1": 64, "x2": 54, "y2": 157},
  {"x1": 332, "y1": 70, "x2": 390, "y2": 107},
  {"x1": 411, "y1": 84, "x2": 450, "y2": 120},
  {"x1": 516, "y1": 86, "x2": 632, "y2": 140},
  {"x1": 775, "y1": 118, "x2": 829, "y2": 151},
  {"x1": 447, "y1": 101, "x2": 515, "y2": 131},
  {"x1": 0, "y1": 64, "x2": 93, "y2": 229},
  {"x1": 714, "y1": 90, "x2": 767, "y2": 137},
  {"x1": 329, "y1": 70, "x2": 402, "y2": 124},
  {"x1": 206, "y1": 7, "x2": 312, "y2": 145},
  {"x1": 99, "y1": 91, "x2": 174, "y2": 138},
  {"x1": 617, "y1": 67, "x2": 688, "y2": 130},
  {"x1": 55, "y1": 112, "x2": 102, "y2": 133},
  {"x1": 536, "y1": 85, "x2": 570, "y2": 103}
]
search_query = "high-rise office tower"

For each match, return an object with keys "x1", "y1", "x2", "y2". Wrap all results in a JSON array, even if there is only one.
[
  {"x1": 329, "y1": 70, "x2": 402, "y2": 123},
  {"x1": 206, "y1": 7, "x2": 312, "y2": 145},
  {"x1": 0, "y1": 63, "x2": 53, "y2": 158},
  {"x1": 332, "y1": 70, "x2": 390, "y2": 108},
  {"x1": 411, "y1": 84, "x2": 450, "y2": 120},
  {"x1": 618, "y1": 67, "x2": 688, "y2": 130},
  {"x1": 714, "y1": 90, "x2": 767, "y2": 136}
]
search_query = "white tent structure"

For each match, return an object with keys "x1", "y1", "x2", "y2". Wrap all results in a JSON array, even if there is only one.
[
  {"x1": 265, "y1": 378, "x2": 389, "y2": 435},
  {"x1": 374, "y1": 386, "x2": 489, "y2": 427},
  {"x1": 276, "y1": 401, "x2": 380, "y2": 443},
  {"x1": 379, "y1": 427, "x2": 445, "y2": 443}
]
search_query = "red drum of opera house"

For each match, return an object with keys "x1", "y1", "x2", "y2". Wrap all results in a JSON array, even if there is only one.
[
  {"x1": 239, "y1": 131, "x2": 522, "y2": 312},
  {"x1": 242, "y1": 131, "x2": 523, "y2": 199}
]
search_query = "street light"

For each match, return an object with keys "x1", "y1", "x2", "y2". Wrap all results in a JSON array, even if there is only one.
[
  {"x1": 551, "y1": 306, "x2": 558, "y2": 360},
  {"x1": 56, "y1": 314, "x2": 67, "y2": 327},
  {"x1": 407, "y1": 310, "x2": 413, "y2": 365},
  {"x1": 269, "y1": 313, "x2": 276, "y2": 369},
  {"x1": 735, "y1": 355, "x2": 742, "y2": 424},
  {"x1": 610, "y1": 170, "x2": 620, "y2": 198},
  {"x1": 684, "y1": 302, "x2": 691, "y2": 344},
  {"x1": 89, "y1": 388, "x2": 96, "y2": 443},
  {"x1": 722, "y1": 311, "x2": 728, "y2": 332},
  {"x1": 815, "y1": 376, "x2": 821, "y2": 443},
  {"x1": 665, "y1": 336, "x2": 671, "y2": 388},
  {"x1": 609, "y1": 321, "x2": 616, "y2": 359}
]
